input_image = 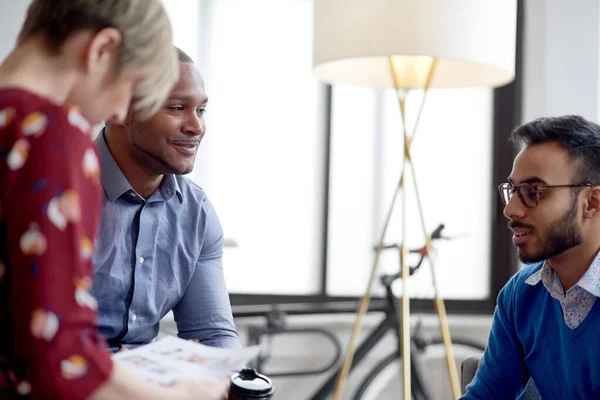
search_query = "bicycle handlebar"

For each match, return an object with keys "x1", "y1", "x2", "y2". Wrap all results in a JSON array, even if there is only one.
[{"x1": 377, "y1": 224, "x2": 461, "y2": 286}]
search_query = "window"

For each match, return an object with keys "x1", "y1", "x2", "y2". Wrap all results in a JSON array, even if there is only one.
[
  {"x1": 165, "y1": 0, "x2": 327, "y2": 295},
  {"x1": 327, "y1": 87, "x2": 493, "y2": 300},
  {"x1": 163, "y1": 0, "x2": 523, "y2": 311}
]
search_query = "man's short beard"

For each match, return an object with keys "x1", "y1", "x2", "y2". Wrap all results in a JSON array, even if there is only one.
[
  {"x1": 518, "y1": 195, "x2": 583, "y2": 263},
  {"x1": 132, "y1": 142, "x2": 188, "y2": 175}
]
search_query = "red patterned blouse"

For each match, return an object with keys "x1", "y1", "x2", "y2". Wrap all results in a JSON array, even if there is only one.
[{"x1": 0, "y1": 88, "x2": 112, "y2": 399}]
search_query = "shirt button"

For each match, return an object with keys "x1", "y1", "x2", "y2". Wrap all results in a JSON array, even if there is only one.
[
  {"x1": 138, "y1": 257, "x2": 144, "y2": 264},
  {"x1": 130, "y1": 192, "x2": 136, "y2": 197},
  {"x1": 132, "y1": 313, "x2": 137, "y2": 322}
]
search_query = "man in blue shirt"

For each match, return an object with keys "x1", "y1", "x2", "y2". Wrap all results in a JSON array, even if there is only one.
[
  {"x1": 462, "y1": 115, "x2": 600, "y2": 399},
  {"x1": 91, "y1": 48, "x2": 239, "y2": 351}
]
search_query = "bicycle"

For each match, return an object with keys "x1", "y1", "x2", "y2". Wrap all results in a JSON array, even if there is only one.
[{"x1": 238, "y1": 224, "x2": 486, "y2": 400}]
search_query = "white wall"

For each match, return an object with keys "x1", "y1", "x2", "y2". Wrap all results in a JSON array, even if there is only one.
[
  {"x1": 0, "y1": 0, "x2": 30, "y2": 60},
  {"x1": 523, "y1": 0, "x2": 600, "y2": 122}
]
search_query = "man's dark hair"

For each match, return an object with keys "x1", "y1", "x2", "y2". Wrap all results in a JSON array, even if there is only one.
[
  {"x1": 176, "y1": 47, "x2": 194, "y2": 63},
  {"x1": 510, "y1": 115, "x2": 600, "y2": 185}
]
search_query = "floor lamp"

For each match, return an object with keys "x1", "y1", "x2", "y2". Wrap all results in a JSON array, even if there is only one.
[{"x1": 312, "y1": 1, "x2": 517, "y2": 399}]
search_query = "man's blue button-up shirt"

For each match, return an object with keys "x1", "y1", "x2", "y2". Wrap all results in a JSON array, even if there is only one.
[{"x1": 91, "y1": 131, "x2": 239, "y2": 350}]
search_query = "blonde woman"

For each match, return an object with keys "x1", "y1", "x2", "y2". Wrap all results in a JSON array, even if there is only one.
[{"x1": 0, "y1": 1, "x2": 227, "y2": 399}]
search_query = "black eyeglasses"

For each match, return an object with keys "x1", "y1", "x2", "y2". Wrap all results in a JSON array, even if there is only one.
[{"x1": 498, "y1": 182, "x2": 593, "y2": 208}]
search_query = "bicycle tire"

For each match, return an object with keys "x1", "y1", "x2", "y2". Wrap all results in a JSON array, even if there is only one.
[{"x1": 352, "y1": 337, "x2": 485, "y2": 400}]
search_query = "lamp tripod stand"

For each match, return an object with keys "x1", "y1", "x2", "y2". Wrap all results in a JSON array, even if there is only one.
[{"x1": 332, "y1": 56, "x2": 461, "y2": 400}]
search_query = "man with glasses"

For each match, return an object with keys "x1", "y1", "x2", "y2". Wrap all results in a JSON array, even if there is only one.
[{"x1": 462, "y1": 115, "x2": 600, "y2": 399}]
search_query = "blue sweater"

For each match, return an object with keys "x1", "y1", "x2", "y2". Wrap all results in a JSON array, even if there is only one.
[{"x1": 462, "y1": 263, "x2": 600, "y2": 399}]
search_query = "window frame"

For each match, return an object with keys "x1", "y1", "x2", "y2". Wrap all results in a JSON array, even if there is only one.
[{"x1": 226, "y1": 1, "x2": 524, "y2": 315}]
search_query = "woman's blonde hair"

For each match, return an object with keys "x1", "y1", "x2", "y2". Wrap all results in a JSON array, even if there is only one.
[{"x1": 18, "y1": 0, "x2": 179, "y2": 120}]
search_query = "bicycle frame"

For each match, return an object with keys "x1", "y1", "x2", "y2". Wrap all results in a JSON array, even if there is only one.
[
  {"x1": 309, "y1": 278, "x2": 432, "y2": 400},
  {"x1": 242, "y1": 224, "x2": 457, "y2": 399}
]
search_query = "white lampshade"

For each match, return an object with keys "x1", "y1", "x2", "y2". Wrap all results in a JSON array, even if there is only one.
[{"x1": 313, "y1": 0, "x2": 518, "y2": 89}]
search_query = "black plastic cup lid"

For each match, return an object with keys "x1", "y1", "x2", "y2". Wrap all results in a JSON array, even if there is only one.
[{"x1": 230, "y1": 368, "x2": 274, "y2": 398}]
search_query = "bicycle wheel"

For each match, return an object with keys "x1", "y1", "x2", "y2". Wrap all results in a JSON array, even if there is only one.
[{"x1": 352, "y1": 337, "x2": 485, "y2": 400}]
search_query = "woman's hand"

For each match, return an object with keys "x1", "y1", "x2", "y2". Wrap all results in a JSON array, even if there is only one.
[{"x1": 88, "y1": 364, "x2": 230, "y2": 400}]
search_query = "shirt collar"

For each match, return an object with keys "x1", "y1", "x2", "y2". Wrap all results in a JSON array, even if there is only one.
[
  {"x1": 525, "y1": 251, "x2": 600, "y2": 297},
  {"x1": 524, "y1": 265, "x2": 544, "y2": 286},
  {"x1": 577, "y1": 251, "x2": 600, "y2": 297},
  {"x1": 157, "y1": 173, "x2": 183, "y2": 203},
  {"x1": 95, "y1": 128, "x2": 183, "y2": 203}
]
